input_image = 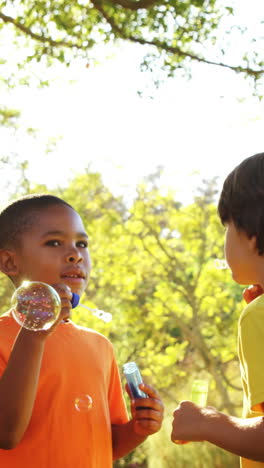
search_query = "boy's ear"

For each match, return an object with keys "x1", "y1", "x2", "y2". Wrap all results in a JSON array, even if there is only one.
[
  {"x1": 0, "y1": 249, "x2": 20, "y2": 277},
  {"x1": 248, "y1": 235, "x2": 257, "y2": 252}
]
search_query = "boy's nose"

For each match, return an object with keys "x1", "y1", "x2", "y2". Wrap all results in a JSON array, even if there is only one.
[
  {"x1": 66, "y1": 248, "x2": 82, "y2": 263},
  {"x1": 68, "y1": 256, "x2": 77, "y2": 263}
]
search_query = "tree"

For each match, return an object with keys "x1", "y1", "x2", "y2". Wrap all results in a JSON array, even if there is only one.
[
  {"x1": 0, "y1": 0, "x2": 263, "y2": 84},
  {"x1": 104, "y1": 177, "x2": 243, "y2": 409},
  {"x1": 54, "y1": 172, "x2": 243, "y2": 415},
  {"x1": 0, "y1": 170, "x2": 243, "y2": 466},
  {"x1": 61, "y1": 172, "x2": 243, "y2": 466}
]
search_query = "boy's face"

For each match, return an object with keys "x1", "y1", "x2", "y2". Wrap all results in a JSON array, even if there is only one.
[
  {"x1": 224, "y1": 221, "x2": 260, "y2": 285},
  {"x1": 10, "y1": 204, "x2": 91, "y2": 296}
]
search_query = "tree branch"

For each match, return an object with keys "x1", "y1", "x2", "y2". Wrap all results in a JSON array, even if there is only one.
[
  {"x1": 128, "y1": 36, "x2": 264, "y2": 78},
  {"x1": 0, "y1": 11, "x2": 81, "y2": 49},
  {"x1": 91, "y1": 0, "x2": 264, "y2": 78},
  {"x1": 110, "y1": 0, "x2": 159, "y2": 10},
  {"x1": 1, "y1": 3, "x2": 263, "y2": 79},
  {"x1": 220, "y1": 368, "x2": 241, "y2": 392}
]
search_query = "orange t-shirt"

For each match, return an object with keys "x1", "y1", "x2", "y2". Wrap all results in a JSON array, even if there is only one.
[{"x1": 0, "y1": 315, "x2": 128, "y2": 467}]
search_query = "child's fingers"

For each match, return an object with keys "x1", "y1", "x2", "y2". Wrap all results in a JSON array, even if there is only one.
[
  {"x1": 132, "y1": 396, "x2": 163, "y2": 413},
  {"x1": 60, "y1": 300, "x2": 72, "y2": 321},
  {"x1": 126, "y1": 383, "x2": 163, "y2": 412},
  {"x1": 138, "y1": 383, "x2": 161, "y2": 400},
  {"x1": 125, "y1": 383, "x2": 133, "y2": 399},
  {"x1": 50, "y1": 284, "x2": 73, "y2": 324},
  {"x1": 130, "y1": 384, "x2": 164, "y2": 435},
  {"x1": 132, "y1": 407, "x2": 162, "y2": 422},
  {"x1": 134, "y1": 418, "x2": 161, "y2": 435},
  {"x1": 52, "y1": 283, "x2": 72, "y2": 302}
]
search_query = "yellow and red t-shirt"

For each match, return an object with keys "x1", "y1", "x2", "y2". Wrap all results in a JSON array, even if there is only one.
[
  {"x1": 238, "y1": 295, "x2": 264, "y2": 468},
  {"x1": 0, "y1": 314, "x2": 128, "y2": 467}
]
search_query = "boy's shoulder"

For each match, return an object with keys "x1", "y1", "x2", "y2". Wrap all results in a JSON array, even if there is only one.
[
  {"x1": 0, "y1": 310, "x2": 18, "y2": 330},
  {"x1": 0, "y1": 314, "x2": 114, "y2": 351},
  {"x1": 70, "y1": 322, "x2": 110, "y2": 338},
  {"x1": 62, "y1": 321, "x2": 114, "y2": 349},
  {"x1": 56, "y1": 323, "x2": 116, "y2": 364},
  {"x1": 0, "y1": 312, "x2": 21, "y2": 350},
  {"x1": 240, "y1": 294, "x2": 264, "y2": 325}
]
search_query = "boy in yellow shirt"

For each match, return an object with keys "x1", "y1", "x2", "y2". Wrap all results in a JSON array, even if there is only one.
[{"x1": 171, "y1": 152, "x2": 264, "y2": 466}]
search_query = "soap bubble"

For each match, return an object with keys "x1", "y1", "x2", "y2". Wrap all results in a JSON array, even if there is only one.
[
  {"x1": 93, "y1": 309, "x2": 112, "y2": 323},
  {"x1": 78, "y1": 304, "x2": 112, "y2": 323},
  {"x1": 11, "y1": 281, "x2": 61, "y2": 331},
  {"x1": 213, "y1": 259, "x2": 228, "y2": 270},
  {"x1": 74, "y1": 394, "x2": 93, "y2": 412}
]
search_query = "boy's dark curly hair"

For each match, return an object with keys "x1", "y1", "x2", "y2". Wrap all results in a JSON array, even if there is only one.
[
  {"x1": 0, "y1": 194, "x2": 73, "y2": 249},
  {"x1": 218, "y1": 152, "x2": 264, "y2": 255}
]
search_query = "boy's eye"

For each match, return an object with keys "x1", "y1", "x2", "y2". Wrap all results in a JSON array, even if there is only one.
[
  {"x1": 77, "y1": 240, "x2": 88, "y2": 248},
  {"x1": 45, "y1": 239, "x2": 88, "y2": 248},
  {"x1": 46, "y1": 240, "x2": 60, "y2": 247}
]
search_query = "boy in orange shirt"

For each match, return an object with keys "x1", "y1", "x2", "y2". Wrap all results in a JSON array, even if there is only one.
[
  {"x1": 0, "y1": 194, "x2": 163, "y2": 467},
  {"x1": 171, "y1": 152, "x2": 264, "y2": 466}
]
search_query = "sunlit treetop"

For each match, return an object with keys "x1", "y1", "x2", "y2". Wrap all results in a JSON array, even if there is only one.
[{"x1": 0, "y1": 0, "x2": 263, "y2": 83}]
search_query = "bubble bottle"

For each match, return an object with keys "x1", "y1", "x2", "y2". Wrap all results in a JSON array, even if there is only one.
[
  {"x1": 191, "y1": 379, "x2": 208, "y2": 406},
  {"x1": 123, "y1": 362, "x2": 147, "y2": 399},
  {"x1": 123, "y1": 362, "x2": 149, "y2": 411}
]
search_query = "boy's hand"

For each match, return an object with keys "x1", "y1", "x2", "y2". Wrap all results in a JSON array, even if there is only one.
[
  {"x1": 171, "y1": 400, "x2": 214, "y2": 444},
  {"x1": 126, "y1": 383, "x2": 164, "y2": 436},
  {"x1": 51, "y1": 283, "x2": 73, "y2": 321},
  {"x1": 243, "y1": 284, "x2": 263, "y2": 304}
]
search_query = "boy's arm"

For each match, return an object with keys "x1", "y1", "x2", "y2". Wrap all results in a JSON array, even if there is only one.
[
  {"x1": 0, "y1": 284, "x2": 72, "y2": 449},
  {"x1": 112, "y1": 420, "x2": 148, "y2": 460},
  {"x1": 0, "y1": 328, "x2": 46, "y2": 449},
  {"x1": 170, "y1": 285, "x2": 264, "y2": 459},
  {"x1": 171, "y1": 401, "x2": 264, "y2": 462},
  {"x1": 112, "y1": 383, "x2": 163, "y2": 460}
]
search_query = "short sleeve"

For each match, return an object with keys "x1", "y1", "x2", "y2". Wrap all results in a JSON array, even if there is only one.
[
  {"x1": 240, "y1": 307, "x2": 264, "y2": 408},
  {"x1": 108, "y1": 354, "x2": 129, "y2": 425},
  {"x1": 0, "y1": 315, "x2": 18, "y2": 379},
  {"x1": 0, "y1": 351, "x2": 7, "y2": 378}
]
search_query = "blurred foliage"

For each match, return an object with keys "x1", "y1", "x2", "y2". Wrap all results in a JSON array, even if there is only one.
[
  {"x1": 0, "y1": 0, "x2": 263, "y2": 84},
  {"x1": 0, "y1": 107, "x2": 20, "y2": 127},
  {"x1": 0, "y1": 167, "x2": 244, "y2": 466}
]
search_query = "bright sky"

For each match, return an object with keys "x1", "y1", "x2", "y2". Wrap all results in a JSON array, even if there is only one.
[{"x1": 1, "y1": 2, "x2": 264, "y2": 205}]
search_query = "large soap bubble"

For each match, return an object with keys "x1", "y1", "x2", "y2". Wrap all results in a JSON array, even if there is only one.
[{"x1": 11, "y1": 281, "x2": 61, "y2": 331}]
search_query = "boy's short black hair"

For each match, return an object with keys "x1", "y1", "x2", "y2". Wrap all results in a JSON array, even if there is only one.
[
  {"x1": 218, "y1": 152, "x2": 264, "y2": 255},
  {"x1": 0, "y1": 194, "x2": 73, "y2": 249}
]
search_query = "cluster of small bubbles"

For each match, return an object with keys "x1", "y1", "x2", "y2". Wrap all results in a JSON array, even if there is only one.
[
  {"x1": 93, "y1": 309, "x2": 112, "y2": 323},
  {"x1": 11, "y1": 281, "x2": 61, "y2": 331},
  {"x1": 78, "y1": 304, "x2": 112, "y2": 323},
  {"x1": 74, "y1": 394, "x2": 93, "y2": 412},
  {"x1": 213, "y1": 259, "x2": 229, "y2": 270}
]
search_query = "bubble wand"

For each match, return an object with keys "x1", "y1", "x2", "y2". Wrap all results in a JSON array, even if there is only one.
[{"x1": 71, "y1": 292, "x2": 112, "y2": 323}]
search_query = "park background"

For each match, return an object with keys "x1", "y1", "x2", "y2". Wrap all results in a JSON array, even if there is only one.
[{"x1": 1, "y1": 0, "x2": 264, "y2": 466}]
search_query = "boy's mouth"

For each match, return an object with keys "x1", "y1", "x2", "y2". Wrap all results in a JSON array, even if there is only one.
[
  {"x1": 62, "y1": 274, "x2": 83, "y2": 278},
  {"x1": 61, "y1": 269, "x2": 86, "y2": 283}
]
